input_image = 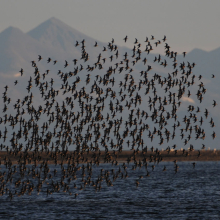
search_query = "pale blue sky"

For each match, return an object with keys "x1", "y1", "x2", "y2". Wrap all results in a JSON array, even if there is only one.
[{"x1": 0, "y1": 0, "x2": 220, "y2": 54}]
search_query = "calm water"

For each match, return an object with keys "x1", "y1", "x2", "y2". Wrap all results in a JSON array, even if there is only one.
[{"x1": 0, "y1": 162, "x2": 220, "y2": 219}]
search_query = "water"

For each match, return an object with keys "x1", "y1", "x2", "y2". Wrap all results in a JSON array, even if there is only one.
[{"x1": 0, "y1": 162, "x2": 220, "y2": 219}]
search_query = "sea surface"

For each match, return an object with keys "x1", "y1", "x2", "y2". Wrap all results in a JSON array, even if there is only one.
[{"x1": 0, "y1": 161, "x2": 220, "y2": 219}]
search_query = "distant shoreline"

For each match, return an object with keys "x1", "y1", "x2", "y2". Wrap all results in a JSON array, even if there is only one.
[{"x1": 0, "y1": 149, "x2": 219, "y2": 165}]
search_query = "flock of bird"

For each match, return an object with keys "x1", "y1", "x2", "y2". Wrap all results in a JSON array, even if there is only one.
[{"x1": 0, "y1": 34, "x2": 217, "y2": 200}]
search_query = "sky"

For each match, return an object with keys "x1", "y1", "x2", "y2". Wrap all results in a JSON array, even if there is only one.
[{"x1": 0, "y1": 0, "x2": 220, "y2": 54}]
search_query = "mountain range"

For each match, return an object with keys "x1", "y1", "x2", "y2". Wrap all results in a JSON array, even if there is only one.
[{"x1": 0, "y1": 17, "x2": 219, "y2": 149}]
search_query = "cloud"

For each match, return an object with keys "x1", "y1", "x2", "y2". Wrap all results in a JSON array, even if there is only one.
[
  {"x1": 14, "y1": 73, "x2": 21, "y2": 77},
  {"x1": 182, "y1": 96, "x2": 195, "y2": 103}
]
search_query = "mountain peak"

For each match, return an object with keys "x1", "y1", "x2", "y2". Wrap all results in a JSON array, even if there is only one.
[
  {"x1": 0, "y1": 26, "x2": 27, "y2": 52},
  {"x1": 27, "y1": 17, "x2": 96, "y2": 53},
  {"x1": 187, "y1": 48, "x2": 207, "y2": 56},
  {"x1": 45, "y1": 17, "x2": 67, "y2": 25},
  {"x1": 27, "y1": 17, "x2": 73, "y2": 41},
  {"x1": 36, "y1": 17, "x2": 70, "y2": 29},
  {"x1": 0, "y1": 26, "x2": 24, "y2": 39}
]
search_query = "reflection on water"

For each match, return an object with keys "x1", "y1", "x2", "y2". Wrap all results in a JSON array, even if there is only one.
[{"x1": 0, "y1": 162, "x2": 220, "y2": 219}]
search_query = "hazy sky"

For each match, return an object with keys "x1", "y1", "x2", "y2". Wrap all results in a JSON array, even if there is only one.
[{"x1": 0, "y1": 0, "x2": 220, "y2": 54}]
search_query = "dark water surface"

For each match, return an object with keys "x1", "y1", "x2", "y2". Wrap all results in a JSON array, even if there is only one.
[{"x1": 0, "y1": 162, "x2": 220, "y2": 219}]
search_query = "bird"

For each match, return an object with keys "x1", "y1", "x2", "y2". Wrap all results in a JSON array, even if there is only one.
[
  {"x1": 124, "y1": 36, "x2": 128, "y2": 42},
  {"x1": 19, "y1": 68, "x2": 24, "y2": 76},
  {"x1": 38, "y1": 55, "x2": 42, "y2": 61},
  {"x1": 162, "y1": 35, "x2": 166, "y2": 42},
  {"x1": 213, "y1": 100, "x2": 217, "y2": 107},
  {"x1": 64, "y1": 60, "x2": 68, "y2": 68},
  {"x1": 212, "y1": 131, "x2": 216, "y2": 139},
  {"x1": 163, "y1": 166, "x2": 166, "y2": 171}
]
